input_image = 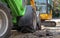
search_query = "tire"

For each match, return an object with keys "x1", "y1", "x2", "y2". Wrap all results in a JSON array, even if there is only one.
[
  {"x1": 18, "y1": 5, "x2": 37, "y2": 33},
  {"x1": 0, "y1": 2, "x2": 12, "y2": 38}
]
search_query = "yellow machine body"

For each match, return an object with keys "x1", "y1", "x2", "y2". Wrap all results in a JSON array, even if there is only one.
[{"x1": 40, "y1": 10, "x2": 52, "y2": 20}]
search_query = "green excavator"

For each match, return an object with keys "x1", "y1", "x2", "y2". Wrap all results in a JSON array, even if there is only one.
[{"x1": 0, "y1": 0, "x2": 37, "y2": 38}]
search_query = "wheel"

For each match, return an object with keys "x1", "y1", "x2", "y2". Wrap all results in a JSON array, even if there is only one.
[
  {"x1": 18, "y1": 5, "x2": 37, "y2": 33},
  {"x1": 0, "y1": 2, "x2": 12, "y2": 38}
]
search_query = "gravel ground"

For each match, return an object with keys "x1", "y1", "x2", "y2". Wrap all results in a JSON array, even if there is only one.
[
  {"x1": 9, "y1": 30, "x2": 60, "y2": 38},
  {"x1": 10, "y1": 30, "x2": 40, "y2": 38}
]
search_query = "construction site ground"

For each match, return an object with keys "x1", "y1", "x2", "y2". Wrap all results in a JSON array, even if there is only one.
[
  {"x1": 9, "y1": 19, "x2": 60, "y2": 38},
  {"x1": 9, "y1": 30, "x2": 60, "y2": 38}
]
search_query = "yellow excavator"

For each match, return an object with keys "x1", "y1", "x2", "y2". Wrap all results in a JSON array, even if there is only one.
[{"x1": 30, "y1": 0, "x2": 56, "y2": 28}]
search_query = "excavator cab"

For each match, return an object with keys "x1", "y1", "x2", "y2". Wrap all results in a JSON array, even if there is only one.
[{"x1": 35, "y1": 0, "x2": 53, "y2": 20}]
